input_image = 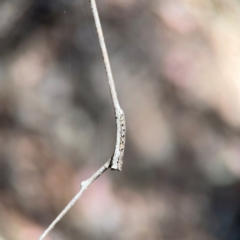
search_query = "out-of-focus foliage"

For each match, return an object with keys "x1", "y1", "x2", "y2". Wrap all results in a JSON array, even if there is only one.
[{"x1": 0, "y1": 0, "x2": 240, "y2": 239}]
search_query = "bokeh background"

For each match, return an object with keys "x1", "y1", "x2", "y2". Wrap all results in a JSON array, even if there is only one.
[{"x1": 0, "y1": 0, "x2": 240, "y2": 239}]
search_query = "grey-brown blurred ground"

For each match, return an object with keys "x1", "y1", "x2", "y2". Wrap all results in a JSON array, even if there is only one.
[{"x1": 0, "y1": 0, "x2": 240, "y2": 239}]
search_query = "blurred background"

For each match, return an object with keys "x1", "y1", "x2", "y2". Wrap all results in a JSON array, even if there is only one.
[{"x1": 1, "y1": 0, "x2": 240, "y2": 239}]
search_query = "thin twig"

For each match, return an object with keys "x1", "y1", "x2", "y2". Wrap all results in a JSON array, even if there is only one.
[
  {"x1": 38, "y1": 0, "x2": 126, "y2": 239},
  {"x1": 89, "y1": 0, "x2": 126, "y2": 171},
  {"x1": 39, "y1": 160, "x2": 111, "y2": 240}
]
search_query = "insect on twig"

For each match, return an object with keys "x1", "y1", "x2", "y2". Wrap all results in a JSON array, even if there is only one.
[
  {"x1": 89, "y1": 0, "x2": 126, "y2": 171},
  {"x1": 38, "y1": 0, "x2": 126, "y2": 239}
]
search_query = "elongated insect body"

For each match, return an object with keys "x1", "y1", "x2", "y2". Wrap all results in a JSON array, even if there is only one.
[{"x1": 110, "y1": 110, "x2": 126, "y2": 171}]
